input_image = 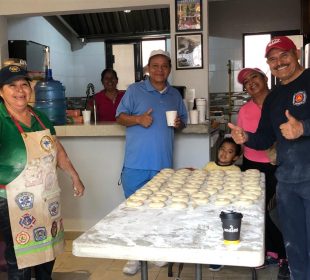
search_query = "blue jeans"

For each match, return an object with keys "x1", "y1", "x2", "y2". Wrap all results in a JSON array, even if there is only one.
[
  {"x1": 121, "y1": 167, "x2": 159, "y2": 198},
  {"x1": 0, "y1": 197, "x2": 55, "y2": 280},
  {"x1": 277, "y1": 181, "x2": 310, "y2": 280}
]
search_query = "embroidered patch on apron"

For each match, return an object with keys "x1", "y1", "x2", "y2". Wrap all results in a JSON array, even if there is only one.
[
  {"x1": 48, "y1": 201, "x2": 60, "y2": 217},
  {"x1": 51, "y1": 221, "x2": 58, "y2": 237},
  {"x1": 40, "y1": 135, "x2": 54, "y2": 152},
  {"x1": 33, "y1": 227, "x2": 47, "y2": 241},
  {"x1": 59, "y1": 218, "x2": 64, "y2": 232},
  {"x1": 16, "y1": 231, "x2": 30, "y2": 245},
  {"x1": 19, "y1": 213, "x2": 36, "y2": 229},
  {"x1": 15, "y1": 192, "x2": 34, "y2": 210}
]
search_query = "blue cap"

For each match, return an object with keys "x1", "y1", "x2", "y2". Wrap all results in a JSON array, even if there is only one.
[{"x1": 0, "y1": 65, "x2": 30, "y2": 86}]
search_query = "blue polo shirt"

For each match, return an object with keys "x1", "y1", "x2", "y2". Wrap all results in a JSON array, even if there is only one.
[{"x1": 116, "y1": 79, "x2": 187, "y2": 171}]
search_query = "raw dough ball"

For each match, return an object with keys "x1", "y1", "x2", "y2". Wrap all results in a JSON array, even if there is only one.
[
  {"x1": 146, "y1": 182, "x2": 162, "y2": 188},
  {"x1": 185, "y1": 183, "x2": 201, "y2": 189},
  {"x1": 136, "y1": 188, "x2": 153, "y2": 195},
  {"x1": 225, "y1": 189, "x2": 242, "y2": 196},
  {"x1": 166, "y1": 182, "x2": 184, "y2": 188},
  {"x1": 192, "y1": 197, "x2": 209, "y2": 205},
  {"x1": 156, "y1": 190, "x2": 172, "y2": 196},
  {"x1": 214, "y1": 198, "x2": 231, "y2": 206},
  {"x1": 224, "y1": 181, "x2": 241, "y2": 188},
  {"x1": 191, "y1": 191, "x2": 209, "y2": 197},
  {"x1": 225, "y1": 170, "x2": 241, "y2": 176},
  {"x1": 148, "y1": 201, "x2": 166, "y2": 208},
  {"x1": 130, "y1": 194, "x2": 148, "y2": 201},
  {"x1": 160, "y1": 168, "x2": 175, "y2": 175},
  {"x1": 165, "y1": 186, "x2": 181, "y2": 193},
  {"x1": 172, "y1": 191, "x2": 189, "y2": 197},
  {"x1": 246, "y1": 189, "x2": 261, "y2": 197},
  {"x1": 126, "y1": 199, "x2": 144, "y2": 208},
  {"x1": 183, "y1": 188, "x2": 200, "y2": 194},
  {"x1": 239, "y1": 193, "x2": 259, "y2": 200},
  {"x1": 169, "y1": 202, "x2": 188, "y2": 209},
  {"x1": 204, "y1": 188, "x2": 218, "y2": 195},
  {"x1": 217, "y1": 193, "x2": 235, "y2": 200},
  {"x1": 171, "y1": 196, "x2": 189, "y2": 203},
  {"x1": 150, "y1": 195, "x2": 168, "y2": 202}
]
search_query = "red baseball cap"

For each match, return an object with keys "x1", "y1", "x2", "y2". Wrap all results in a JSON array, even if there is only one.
[
  {"x1": 265, "y1": 36, "x2": 297, "y2": 57},
  {"x1": 237, "y1": 68, "x2": 266, "y2": 84}
]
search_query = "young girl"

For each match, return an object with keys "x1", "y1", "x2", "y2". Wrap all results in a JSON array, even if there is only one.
[
  {"x1": 203, "y1": 137, "x2": 242, "y2": 272},
  {"x1": 204, "y1": 137, "x2": 242, "y2": 172}
]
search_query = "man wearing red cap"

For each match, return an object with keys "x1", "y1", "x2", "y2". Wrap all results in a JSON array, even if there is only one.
[{"x1": 229, "y1": 36, "x2": 310, "y2": 279}]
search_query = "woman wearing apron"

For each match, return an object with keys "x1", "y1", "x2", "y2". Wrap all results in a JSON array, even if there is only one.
[{"x1": 0, "y1": 65, "x2": 85, "y2": 279}]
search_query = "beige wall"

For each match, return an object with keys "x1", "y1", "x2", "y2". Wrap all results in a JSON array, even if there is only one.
[
  {"x1": 0, "y1": 16, "x2": 8, "y2": 66},
  {"x1": 0, "y1": 0, "x2": 209, "y2": 99}
]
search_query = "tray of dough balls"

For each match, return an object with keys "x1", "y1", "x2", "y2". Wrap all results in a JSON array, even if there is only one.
[{"x1": 125, "y1": 168, "x2": 265, "y2": 211}]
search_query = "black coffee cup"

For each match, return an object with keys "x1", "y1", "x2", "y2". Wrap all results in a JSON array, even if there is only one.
[{"x1": 220, "y1": 210, "x2": 243, "y2": 244}]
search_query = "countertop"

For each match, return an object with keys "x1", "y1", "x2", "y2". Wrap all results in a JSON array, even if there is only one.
[{"x1": 55, "y1": 122, "x2": 211, "y2": 137}]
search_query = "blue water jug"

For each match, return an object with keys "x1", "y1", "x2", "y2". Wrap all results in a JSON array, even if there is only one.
[{"x1": 34, "y1": 71, "x2": 66, "y2": 125}]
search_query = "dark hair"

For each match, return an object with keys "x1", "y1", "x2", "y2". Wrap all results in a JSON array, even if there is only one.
[
  {"x1": 101, "y1": 68, "x2": 118, "y2": 82},
  {"x1": 218, "y1": 137, "x2": 242, "y2": 157}
]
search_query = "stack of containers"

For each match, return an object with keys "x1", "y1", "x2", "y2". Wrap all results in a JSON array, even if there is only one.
[{"x1": 195, "y1": 98, "x2": 207, "y2": 123}]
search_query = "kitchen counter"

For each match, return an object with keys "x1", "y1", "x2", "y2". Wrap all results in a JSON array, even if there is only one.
[
  {"x1": 56, "y1": 123, "x2": 213, "y2": 232},
  {"x1": 55, "y1": 123, "x2": 210, "y2": 137}
]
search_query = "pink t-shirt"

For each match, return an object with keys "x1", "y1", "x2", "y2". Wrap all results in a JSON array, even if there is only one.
[{"x1": 237, "y1": 99, "x2": 270, "y2": 163}]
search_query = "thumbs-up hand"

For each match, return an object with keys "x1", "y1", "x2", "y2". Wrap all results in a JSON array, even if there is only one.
[
  {"x1": 137, "y1": 108, "x2": 153, "y2": 128},
  {"x1": 279, "y1": 110, "x2": 304, "y2": 139},
  {"x1": 227, "y1": 122, "x2": 248, "y2": 144}
]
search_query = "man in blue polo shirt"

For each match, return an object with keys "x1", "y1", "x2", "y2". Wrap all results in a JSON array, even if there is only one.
[{"x1": 116, "y1": 49, "x2": 187, "y2": 275}]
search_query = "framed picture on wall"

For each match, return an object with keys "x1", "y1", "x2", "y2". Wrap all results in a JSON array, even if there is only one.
[
  {"x1": 176, "y1": 33, "x2": 203, "y2": 70},
  {"x1": 176, "y1": 0, "x2": 202, "y2": 32}
]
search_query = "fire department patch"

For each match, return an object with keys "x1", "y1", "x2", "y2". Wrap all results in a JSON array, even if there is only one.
[
  {"x1": 51, "y1": 221, "x2": 58, "y2": 238},
  {"x1": 33, "y1": 227, "x2": 47, "y2": 242},
  {"x1": 40, "y1": 135, "x2": 54, "y2": 152},
  {"x1": 48, "y1": 201, "x2": 60, "y2": 217},
  {"x1": 19, "y1": 213, "x2": 36, "y2": 229},
  {"x1": 293, "y1": 91, "x2": 307, "y2": 106},
  {"x1": 15, "y1": 192, "x2": 34, "y2": 210},
  {"x1": 59, "y1": 218, "x2": 64, "y2": 232},
  {"x1": 16, "y1": 231, "x2": 30, "y2": 245}
]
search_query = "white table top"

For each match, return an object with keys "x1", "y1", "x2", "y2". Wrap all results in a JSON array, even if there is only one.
[{"x1": 73, "y1": 173, "x2": 265, "y2": 267}]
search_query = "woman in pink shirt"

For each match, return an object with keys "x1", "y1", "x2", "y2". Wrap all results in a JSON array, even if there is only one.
[{"x1": 237, "y1": 68, "x2": 289, "y2": 278}]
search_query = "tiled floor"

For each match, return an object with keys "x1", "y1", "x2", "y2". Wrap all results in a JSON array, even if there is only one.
[{"x1": 0, "y1": 240, "x2": 280, "y2": 280}]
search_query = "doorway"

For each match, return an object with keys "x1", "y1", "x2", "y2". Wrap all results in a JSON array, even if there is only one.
[{"x1": 106, "y1": 39, "x2": 167, "y2": 90}]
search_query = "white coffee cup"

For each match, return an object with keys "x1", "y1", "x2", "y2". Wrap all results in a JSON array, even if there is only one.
[
  {"x1": 189, "y1": 110, "x2": 199, "y2": 124},
  {"x1": 82, "y1": 110, "x2": 91, "y2": 124},
  {"x1": 187, "y1": 99, "x2": 194, "y2": 110},
  {"x1": 196, "y1": 98, "x2": 206, "y2": 106},
  {"x1": 198, "y1": 109, "x2": 206, "y2": 123},
  {"x1": 166, "y1": 111, "x2": 177, "y2": 126}
]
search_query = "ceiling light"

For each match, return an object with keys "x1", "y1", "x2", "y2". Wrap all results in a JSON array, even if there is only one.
[{"x1": 124, "y1": 10, "x2": 131, "y2": 13}]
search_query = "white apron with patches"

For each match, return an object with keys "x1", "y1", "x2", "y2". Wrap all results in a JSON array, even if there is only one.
[{"x1": 5, "y1": 110, "x2": 64, "y2": 269}]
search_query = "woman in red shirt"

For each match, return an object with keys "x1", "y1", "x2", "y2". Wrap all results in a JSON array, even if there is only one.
[{"x1": 87, "y1": 69, "x2": 125, "y2": 121}]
